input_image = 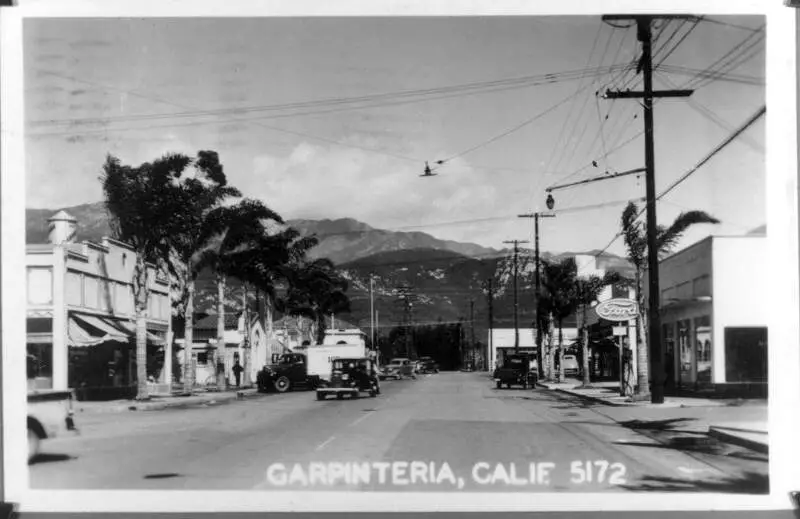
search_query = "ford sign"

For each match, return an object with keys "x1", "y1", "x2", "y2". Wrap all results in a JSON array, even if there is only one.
[{"x1": 595, "y1": 298, "x2": 638, "y2": 322}]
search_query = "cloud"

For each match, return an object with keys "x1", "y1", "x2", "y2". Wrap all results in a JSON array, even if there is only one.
[{"x1": 244, "y1": 139, "x2": 504, "y2": 245}]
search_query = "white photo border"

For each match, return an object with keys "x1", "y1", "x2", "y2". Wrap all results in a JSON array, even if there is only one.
[{"x1": 2, "y1": 0, "x2": 797, "y2": 513}]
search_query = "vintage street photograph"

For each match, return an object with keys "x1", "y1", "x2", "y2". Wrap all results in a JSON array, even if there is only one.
[{"x1": 22, "y1": 12, "x2": 770, "y2": 495}]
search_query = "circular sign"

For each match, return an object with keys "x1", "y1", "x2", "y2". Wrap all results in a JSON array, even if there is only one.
[{"x1": 595, "y1": 298, "x2": 639, "y2": 322}]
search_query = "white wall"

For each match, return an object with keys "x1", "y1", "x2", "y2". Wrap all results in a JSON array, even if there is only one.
[{"x1": 712, "y1": 236, "x2": 768, "y2": 383}]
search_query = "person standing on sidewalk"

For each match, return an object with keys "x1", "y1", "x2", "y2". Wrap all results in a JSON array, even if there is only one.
[{"x1": 232, "y1": 361, "x2": 244, "y2": 388}]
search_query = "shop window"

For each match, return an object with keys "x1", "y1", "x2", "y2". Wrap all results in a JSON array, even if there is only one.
[
  {"x1": 27, "y1": 343, "x2": 53, "y2": 388},
  {"x1": 678, "y1": 320, "x2": 692, "y2": 383},
  {"x1": 694, "y1": 316, "x2": 712, "y2": 383},
  {"x1": 724, "y1": 327, "x2": 767, "y2": 383},
  {"x1": 197, "y1": 351, "x2": 209, "y2": 364}
]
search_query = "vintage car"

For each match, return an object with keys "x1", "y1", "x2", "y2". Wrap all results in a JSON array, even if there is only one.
[
  {"x1": 316, "y1": 357, "x2": 380, "y2": 400},
  {"x1": 493, "y1": 353, "x2": 538, "y2": 390},
  {"x1": 379, "y1": 358, "x2": 416, "y2": 380},
  {"x1": 257, "y1": 353, "x2": 322, "y2": 393},
  {"x1": 562, "y1": 354, "x2": 580, "y2": 377},
  {"x1": 417, "y1": 356, "x2": 439, "y2": 374}
]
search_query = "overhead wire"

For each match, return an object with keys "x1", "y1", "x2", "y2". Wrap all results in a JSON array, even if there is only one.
[
  {"x1": 540, "y1": 23, "x2": 608, "y2": 185},
  {"x1": 575, "y1": 104, "x2": 766, "y2": 272},
  {"x1": 30, "y1": 64, "x2": 630, "y2": 129}
]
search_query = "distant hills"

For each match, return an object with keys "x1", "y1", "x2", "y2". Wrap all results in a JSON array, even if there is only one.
[
  {"x1": 26, "y1": 201, "x2": 640, "y2": 338},
  {"x1": 26, "y1": 202, "x2": 499, "y2": 265}
]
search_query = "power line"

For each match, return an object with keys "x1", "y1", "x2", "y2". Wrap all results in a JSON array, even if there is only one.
[
  {"x1": 576, "y1": 104, "x2": 766, "y2": 271},
  {"x1": 30, "y1": 64, "x2": 630, "y2": 129},
  {"x1": 542, "y1": 24, "x2": 609, "y2": 182},
  {"x1": 435, "y1": 82, "x2": 596, "y2": 166},
  {"x1": 657, "y1": 105, "x2": 765, "y2": 200}
]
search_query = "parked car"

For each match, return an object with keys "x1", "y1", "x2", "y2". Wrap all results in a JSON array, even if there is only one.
[
  {"x1": 493, "y1": 353, "x2": 537, "y2": 389},
  {"x1": 257, "y1": 353, "x2": 321, "y2": 393},
  {"x1": 316, "y1": 357, "x2": 380, "y2": 400},
  {"x1": 562, "y1": 355, "x2": 580, "y2": 377},
  {"x1": 417, "y1": 357, "x2": 439, "y2": 374},
  {"x1": 379, "y1": 358, "x2": 416, "y2": 380},
  {"x1": 27, "y1": 389, "x2": 78, "y2": 462}
]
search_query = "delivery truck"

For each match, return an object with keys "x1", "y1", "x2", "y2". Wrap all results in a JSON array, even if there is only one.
[{"x1": 256, "y1": 342, "x2": 368, "y2": 393}]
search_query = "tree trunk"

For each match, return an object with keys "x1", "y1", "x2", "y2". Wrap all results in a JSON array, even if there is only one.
[
  {"x1": 216, "y1": 274, "x2": 226, "y2": 389},
  {"x1": 133, "y1": 257, "x2": 150, "y2": 400},
  {"x1": 557, "y1": 320, "x2": 564, "y2": 383},
  {"x1": 582, "y1": 304, "x2": 591, "y2": 386},
  {"x1": 183, "y1": 278, "x2": 195, "y2": 394},
  {"x1": 546, "y1": 312, "x2": 555, "y2": 380},
  {"x1": 634, "y1": 269, "x2": 650, "y2": 397}
]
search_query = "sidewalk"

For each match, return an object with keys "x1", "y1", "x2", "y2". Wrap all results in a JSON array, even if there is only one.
[
  {"x1": 75, "y1": 387, "x2": 261, "y2": 414},
  {"x1": 537, "y1": 378, "x2": 768, "y2": 453}
]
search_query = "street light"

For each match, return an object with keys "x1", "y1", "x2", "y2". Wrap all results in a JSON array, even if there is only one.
[{"x1": 546, "y1": 193, "x2": 555, "y2": 210}]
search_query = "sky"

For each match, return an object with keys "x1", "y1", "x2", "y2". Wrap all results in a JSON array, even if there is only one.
[{"x1": 23, "y1": 15, "x2": 766, "y2": 257}]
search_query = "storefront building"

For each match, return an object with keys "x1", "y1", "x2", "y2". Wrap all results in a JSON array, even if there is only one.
[
  {"x1": 654, "y1": 235, "x2": 767, "y2": 393},
  {"x1": 26, "y1": 211, "x2": 170, "y2": 395},
  {"x1": 179, "y1": 312, "x2": 286, "y2": 387}
]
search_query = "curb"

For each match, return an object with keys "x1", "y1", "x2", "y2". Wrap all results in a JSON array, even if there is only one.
[
  {"x1": 708, "y1": 427, "x2": 769, "y2": 454},
  {"x1": 535, "y1": 383, "x2": 630, "y2": 407},
  {"x1": 76, "y1": 390, "x2": 262, "y2": 414}
]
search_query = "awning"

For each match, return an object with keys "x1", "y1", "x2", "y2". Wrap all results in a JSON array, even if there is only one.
[
  {"x1": 116, "y1": 320, "x2": 166, "y2": 346},
  {"x1": 68, "y1": 315, "x2": 130, "y2": 348}
]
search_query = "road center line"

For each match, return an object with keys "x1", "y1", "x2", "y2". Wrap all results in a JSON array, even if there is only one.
[
  {"x1": 315, "y1": 435, "x2": 336, "y2": 451},
  {"x1": 349, "y1": 411, "x2": 374, "y2": 427}
]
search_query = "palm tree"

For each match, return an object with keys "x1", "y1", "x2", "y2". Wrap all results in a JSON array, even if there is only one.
[
  {"x1": 191, "y1": 198, "x2": 284, "y2": 388},
  {"x1": 279, "y1": 258, "x2": 351, "y2": 345},
  {"x1": 219, "y1": 227, "x2": 319, "y2": 382},
  {"x1": 163, "y1": 151, "x2": 246, "y2": 394},
  {"x1": 573, "y1": 271, "x2": 625, "y2": 387},
  {"x1": 620, "y1": 202, "x2": 720, "y2": 397},
  {"x1": 540, "y1": 257, "x2": 579, "y2": 382},
  {"x1": 101, "y1": 153, "x2": 192, "y2": 400}
]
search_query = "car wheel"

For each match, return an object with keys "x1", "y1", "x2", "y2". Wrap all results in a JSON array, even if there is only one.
[
  {"x1": 496, "y1": 381, "x2": 501, "y2": 389},
  {"x1": 274, "y1": 376, "x2": 291, "y2": 393},
  {"x1": 316, "y1": 392, "x2": 325, "y2": 401},
  {"x1": 28, "y1": 427, "x2": 41, "y2": 463}
]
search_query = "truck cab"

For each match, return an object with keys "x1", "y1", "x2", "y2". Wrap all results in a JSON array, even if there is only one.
[
  {"x1": 257, "y1": 353, "x2": 320, "y2": 393},
  {"x1": 493, "y1": 353, "x2": 538, "y2": 390}
]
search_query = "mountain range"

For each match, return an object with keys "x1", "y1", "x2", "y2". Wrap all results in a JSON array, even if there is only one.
[
  {"x1": 26, "y1": 202, "x2": 499, "y2": 265},
  {"x1": 26, "y1": 202, "x2": 636, "y2": 340}
]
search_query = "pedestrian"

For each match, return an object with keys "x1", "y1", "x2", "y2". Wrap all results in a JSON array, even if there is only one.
[{"x1": 232, "y1": 361, "x2": 243, "y2": 387}]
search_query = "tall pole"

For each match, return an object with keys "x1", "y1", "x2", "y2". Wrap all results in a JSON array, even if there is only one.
[
  {"x1": 369, "y1": 273, "x2": 375, "y2": 351},
  {"x1": 503, "y1": 239, "x2": 529, "y2": 352},
  {"x1": 519, "y1": 212, "x2": 554, "y2": 377},
  {"x1": 603, "y1": 14, "x2": 693, "y2": 404},
  {"x1": 470, "y1": 298, "x2": 476, "y2": 368},
  {"x1": 486, "y1": 279, "x2": 494, "y2": 372},
  {"x1": 639, "y1": 19, "x2": 663, "y2": 403}
]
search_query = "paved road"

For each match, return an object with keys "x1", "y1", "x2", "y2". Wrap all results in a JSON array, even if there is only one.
[{"x1": 29, "y1": 372, "x2": 767, "y2": 493}]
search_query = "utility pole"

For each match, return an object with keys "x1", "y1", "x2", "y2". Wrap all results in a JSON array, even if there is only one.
[
  {"x1": 602, "y1": 14, "x2": 693, "y2": 404},
  {"x1": 503, "y1": 239, "x2": 529, "y2": 352},
  {"x1": 369, "y1": 273, "x2": 375, "y2": 352},
  {"x1": 470, "y1": 298, "x2": 476, "y2": 369},
  {"x1": 485, "y1": 278, "x2": 494, "y2": 372},
  {"x1": 395, "y1": 285, "x2": 415, "y2": 358},
  {"x1": 519, "y1": 212, "x2": 555, "y2": 377}
]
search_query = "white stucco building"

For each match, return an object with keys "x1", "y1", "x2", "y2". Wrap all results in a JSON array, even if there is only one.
[
  {"x1": 26, "y1": 211, "x2": 170, "y2": 396},
  {"x1": 649, "y1": 234, "x2": 768, "y2": 392}
]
